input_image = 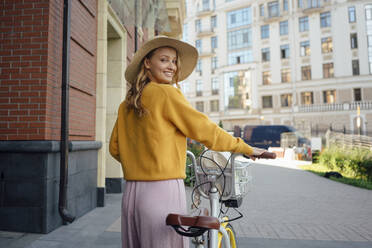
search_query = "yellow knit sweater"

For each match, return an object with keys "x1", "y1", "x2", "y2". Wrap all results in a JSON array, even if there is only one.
[{"x1": 109, "y1": 82, "x2": 253, "y2": 181}]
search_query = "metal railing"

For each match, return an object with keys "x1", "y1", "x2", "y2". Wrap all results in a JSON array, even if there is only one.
[
  {"x1": 298, "y1": 101, "x2": 372, "y2": 113},
  {"x1": 325, "y1": 130, "x2": 372, "y2": 149}
]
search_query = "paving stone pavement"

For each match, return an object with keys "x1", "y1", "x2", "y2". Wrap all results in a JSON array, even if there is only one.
[
  {"x1": 230, "y1": 159, "x2": 372, "y2": 242},
  {"x1": 1, "y1": 159, "x2": 372, "y2": 248}
]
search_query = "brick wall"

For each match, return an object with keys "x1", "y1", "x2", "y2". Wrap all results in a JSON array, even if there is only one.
[
  {"x1": 0, "y1": 0, "x2": 49, "y2": 140},
  {"x1": 0, "y1": 0, "x2": 97, "y2": 141}
]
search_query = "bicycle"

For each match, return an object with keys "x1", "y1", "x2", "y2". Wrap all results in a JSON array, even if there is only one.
[{"x1": 166, "y1": 149, "x2": 276, "y2": 248}]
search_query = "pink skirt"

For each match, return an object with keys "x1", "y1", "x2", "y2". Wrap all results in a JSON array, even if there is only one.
[{"x1": 121, "y1": 179, "x2": 189, "y2": 248}]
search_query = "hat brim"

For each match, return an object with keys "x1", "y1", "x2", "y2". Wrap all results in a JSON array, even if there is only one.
[{"x1": 125, "y1": 36, "x2": 198, "y2": 84}]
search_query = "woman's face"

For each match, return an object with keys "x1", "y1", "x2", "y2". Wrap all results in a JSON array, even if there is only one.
[{"x1": 144, "y1": 47, "x2": 177, "y2": 84}]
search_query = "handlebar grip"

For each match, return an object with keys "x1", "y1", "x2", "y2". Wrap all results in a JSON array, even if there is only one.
[
  {"x1": 243, "y1": 151, "x2": 277, "y2": 159},
  {"x1": 259, "y1": 151, "x2": 276, "y2": 159}
]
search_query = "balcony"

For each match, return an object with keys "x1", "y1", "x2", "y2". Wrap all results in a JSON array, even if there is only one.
[
  {"x1": 196, "y1": 8, "x2": 214, "y2": 17},
  {"x1": 199, "y1": 49, "x2": 216, "y2": 58},
  {"x1": 196, "y1": 27, "x2": 215, "y2": 37},
  {"x1": 297, "y1": 101, "x2": 372, "y2": 113}
]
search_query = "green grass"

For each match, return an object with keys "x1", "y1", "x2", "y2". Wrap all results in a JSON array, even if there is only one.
[{"x1": 299, "y1": 163, "x2": 372, "y2": 190}]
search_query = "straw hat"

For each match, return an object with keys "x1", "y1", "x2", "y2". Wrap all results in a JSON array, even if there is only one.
[{"x1": 125, "y1": 36, "x2": 198, "y2": 84}]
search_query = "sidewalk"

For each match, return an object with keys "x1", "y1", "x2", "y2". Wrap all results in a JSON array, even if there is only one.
[
  {"x1": 1, "y1": 158, "x2": 372, "y2": 248},
  {"x1": 1, "y1": 194, "x2": 122, "y2": 248}
]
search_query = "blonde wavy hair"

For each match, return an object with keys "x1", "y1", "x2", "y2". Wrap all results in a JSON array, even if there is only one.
[{"x1": 125, "y1": 47, "x2": 181, "y2": 117}]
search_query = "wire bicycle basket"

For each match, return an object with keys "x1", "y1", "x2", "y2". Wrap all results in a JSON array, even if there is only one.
[{"x1": 194, "y1": 150, "x2": 253, "y2": 204}]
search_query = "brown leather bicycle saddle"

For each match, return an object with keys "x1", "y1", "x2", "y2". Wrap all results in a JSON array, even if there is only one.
[{"x1": 166, "y1": 213, "x2": 220, "y2": 230}]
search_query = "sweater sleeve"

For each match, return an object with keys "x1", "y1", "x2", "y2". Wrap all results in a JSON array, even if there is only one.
[
  {"x1": 109, "y1": 118, "x2": 120, "y2": 162},
  {"x1": 163, "y1": 86, "x2": 253, "y2": 155}
]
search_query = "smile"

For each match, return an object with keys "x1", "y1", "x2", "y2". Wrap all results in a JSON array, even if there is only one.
[{"x1": 164, "y1": 72, "x2": 174, "y2": 77}]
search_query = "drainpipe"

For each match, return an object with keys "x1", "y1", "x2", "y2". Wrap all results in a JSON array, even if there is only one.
[
  {"x1": 134, "y1": 0, "x2": 138, "y2": 52},
  {"x1": 59, "y1": 0, "x2": 75, "y2": 224}
]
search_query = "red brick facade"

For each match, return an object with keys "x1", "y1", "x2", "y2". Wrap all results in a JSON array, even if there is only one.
[{"x1": 0, "y1": 0, "x2": 97, "y2": 141}]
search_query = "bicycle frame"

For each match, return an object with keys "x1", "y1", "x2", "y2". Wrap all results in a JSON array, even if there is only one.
[{"x1": 187, "y1": 151, "x2": 232, "y2": 248}]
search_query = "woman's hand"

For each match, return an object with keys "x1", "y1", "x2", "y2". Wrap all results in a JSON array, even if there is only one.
[{"x1": 244, "y1": 147, "x2": 276, "y2": 160}]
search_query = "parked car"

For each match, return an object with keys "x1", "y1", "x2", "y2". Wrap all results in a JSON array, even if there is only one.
[{"x1": 239, "y1": 125, "x2": 310, "y2": 149}]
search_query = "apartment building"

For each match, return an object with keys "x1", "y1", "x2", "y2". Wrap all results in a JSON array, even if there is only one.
[{"x1": 182, "y1": 0, "x2": 372, "y2": 135}]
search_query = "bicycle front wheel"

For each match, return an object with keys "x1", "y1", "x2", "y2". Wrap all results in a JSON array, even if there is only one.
[{"x1": 218, "y1": 224, "x2": 237, "y2": 248}]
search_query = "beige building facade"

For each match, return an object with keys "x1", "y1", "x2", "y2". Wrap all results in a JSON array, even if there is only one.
[
  {"x1": 183, "y1": 0, "x2": 372, "y2": 136},
  {"x1": 95, "y1": 0, "x2": 186, "y2": 194}
]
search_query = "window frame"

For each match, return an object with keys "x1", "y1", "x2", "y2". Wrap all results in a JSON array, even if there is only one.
[
  {"x1": 322, "y1": 62, "x2": 334, "y2": 78},
  {"x1": 320, "y1": 11, "x2": 331, "y2": 28},
  {"x1": 348, "y1": 6, "x2": 356, "y2": 23},
  {"x1": 262, "y1": 95, "x2": 273, "y2": 108},
  {"x1": 301, "y1": 65, "x2": 312, "y2": 80},
  {"x1": 300, "y1": 40, "x2": 310, "y2": 56},
  {"x1": 261, "y1": 25, "x2": 270, "y2": 39},
  {"x1": 299, "y1": 16, "x2": 309, "y2": 32}
]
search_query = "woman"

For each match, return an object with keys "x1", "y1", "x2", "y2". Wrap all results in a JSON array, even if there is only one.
[{"x1": 109, "y1": 36, "x2": 266, "y2": 248}]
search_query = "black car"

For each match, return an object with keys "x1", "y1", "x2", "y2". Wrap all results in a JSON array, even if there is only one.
[{"x1": 239, "y1": 125, "x2": 309, "y2": 149}]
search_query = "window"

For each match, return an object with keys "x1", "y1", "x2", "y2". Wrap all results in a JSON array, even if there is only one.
[
  {"x1": 268, "y1": 1, "x2": 279, "y2": 18},
  {"x1": 181, "y1": 81, "x2": 189, "y2": 94},
  {"x1": 280, "y1": 20, "x2": 288, "y2": 36},
  {"x1": 224, "y1": 71, "x2": 248, "y2": 110},
  {"x1": 262, "y1": 48, "x2": 270, "y2": 62},
  {"x1": 212, "y1": 77, "x2": 219, "y2": 95},
  {"x1": 202, "y1": 0, "x2": 210, "y2": 11},
  {"x1": 227, "y1": 7, "x2": 251, "y2": 29},
  {"x1": 281, "y1": 68, "x2": 291, "y2": 82},
  {"x1": 196, "y1": 59, "x2": 202, "y2": 73},
  {"x1": 301, "y1": 92, "x2": 314, "y2": 105},
  {"x1": 348, "y1": 6, "x2": 356, "y2": 23},
  {"x1": 211, "y1": 36, "x2": 218, "y2": 49},
  {"x1": 228, "y1": 28, "x2": 251, "y2": 50},
  {"x1": 298, "y1": 0, "x2": 304, "y2": 8},
  {"x1": 367, "y1": 5, "x2": 372, "y2": 20},
  {"x1": 354, "y1": 88, "x2": 361, "y2": 101},
  {"x1": 323, "y1": 90, "x2": 336, "y2": 103},
  {"x1": 210, "y1": 100, "x2": 219, "y2": 112},
  {"x1": 280, "y1": 44, "x2": 290, "y2": 59},
  {"x1": 350, "y1": 33, "x2": 358, "y2": 49},
  {"x1": 211, "y1": 15, "x2": 217, "y2": 28},
  {"x1": 196, "y1": 80, "x2": 203, "y2": 96},
  {"x1": 321, "y1": 37, "x2": 333, "y2": 53},
  {"x1": 211, "y1": 57, "x2": 218, "y2": 70},
  {"x1": 280, "y1": 93, "x2": 292, "y2": 107},
  {"x1": 260, "y1": 4, "x2": 265, "y2": 16},
  {"x1": 366, "y1": 5, "x2": 372, "y2": 73},
  {"x1": 228, "y1": 50, "x2": 253, "y2": 65},
  {"x1": 301, "y1": 65, "x2": 311, "y2": 80},
  {"x1": 262, "y1": 96, "x2": 273, "y2": 108},
  {"x1": 320, "y1": 12, "x2": 331, "y2": 28},
  {"x1": 299, "y1": 16, "x2": 309, "y2": 32},
  {"x1": 196, "y1": 101, "x2": 204, "y2": 112},
  {"x1": 308, "y1": 0, "x2": 321, "y2": 8},
  {"x1": 283, "y1": 0, "x2": 288, "y2": 11},
  {"x1": 261, "y1": 25, "x2": 269, "y2": 39},
  {"x1": 195, "y1": 39, "x2": 202, "y2": 53},
  {"x1": 195, "y1": 19, "x2": 201, "y2": 33},
  {"x1": 262, "y1": 71, "x2": 271, "y2": 85},
  {"x1": 352, "y1": 60, "x2": 360, "y2": 75},
  {"x1": 323, "y1": 63, "x2": 334, "y2": 78},
  {"x1": 300, "y1": 40, "x2": 310, "y2": 56}
]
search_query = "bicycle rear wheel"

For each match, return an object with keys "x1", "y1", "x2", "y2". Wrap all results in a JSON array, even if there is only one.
[{"x1": 218, "y1": 224, "x2": 237, "y2": 248}]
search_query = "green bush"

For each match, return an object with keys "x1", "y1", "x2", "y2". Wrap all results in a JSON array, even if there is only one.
[
  {"x1": 319, "y1": 146, "x2": 372, "y2": 181},
  {"x1": 184, "y1": 141, "x2": 205, "y2": 186}
]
